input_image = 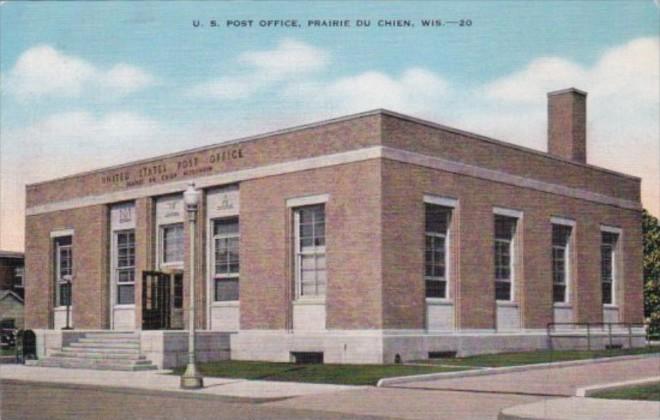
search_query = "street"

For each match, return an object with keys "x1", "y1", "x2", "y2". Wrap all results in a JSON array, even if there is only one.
[
  {"x1": 0, "y1": 381, "x2": 388, "y2": 420},
  {"x1": 2, "y1": 356, "x2": 658, "y2": 419}
]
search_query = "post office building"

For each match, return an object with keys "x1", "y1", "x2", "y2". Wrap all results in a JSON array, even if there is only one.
[{"x1": 24, "y1": 88, "x2": 645, "y2": 367}]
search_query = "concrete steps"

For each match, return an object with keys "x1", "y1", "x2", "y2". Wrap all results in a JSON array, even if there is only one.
[
  {"x1": 31, "y1": 332, "x2": 157, "y2": 371},
  {"x1": 69, "y1": 338, "x2": 140, "y2": 350},
  {"x1": 60, "y1": 347, "x2": 141, "y2": 355},
  {"x1": 54, "y1": 350, "x2": 145, "y2": 359}
]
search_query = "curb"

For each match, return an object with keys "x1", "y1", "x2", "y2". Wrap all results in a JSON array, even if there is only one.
[
  {"x1": 575, "y1": 376, "x2": 660, "y2": 397},
  {"x1": 0, "y1": 378, "x2": 291, "y2": 404},
  {"x1": 497, "y1": 396, "x2": 660, "y2": 420},
  {"x1": 377, "y1": 353, "x2": 660, "y2": 387}
]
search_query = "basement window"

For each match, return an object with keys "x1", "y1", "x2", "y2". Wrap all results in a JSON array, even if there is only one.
[
  {"x1": 291, "y1": 352, "x2": 324, "y2": 364},
  {"x1": 428, "y1": 351, "x2": 457, "y2": 359}
]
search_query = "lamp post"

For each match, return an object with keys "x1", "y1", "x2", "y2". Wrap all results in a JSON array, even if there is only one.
[{"x1": 180, "y1": 182, "x2": 204, "y2": 389}]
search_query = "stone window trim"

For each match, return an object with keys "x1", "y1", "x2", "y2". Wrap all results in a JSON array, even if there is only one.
[
  {"x1": 52, "y1": 232, "x2": 73, "y2": 309},
  {"x1": 423, "y1": 195, "x2": 457, "y2": 303},
  {"x1": 113, "y1": 229, "x2": 136, "y2": 306},
  {"x1": 551, "y1": 223, "x2": 573, "y2": 304},
  {"x1": 160, "y1": 223, "x2": 185, "y2": 268},
  {"x1": 286, "y1": 193, "x2": 329, "y2": 208},
  {"x1": 600, "y1": 225, "x2": 622, "y2": 307},
  {"x1": 289, "y1": 195, "x2": 328, "y2": 302},
  {"x1": 493, "y1": 207, "x2": 522, "y2": 303},
  {"x1": 212, "y1": 217, "x2": 240, "y2": 302}
]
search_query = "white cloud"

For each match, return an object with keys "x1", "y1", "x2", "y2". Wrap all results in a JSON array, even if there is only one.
[
  {"x1": 280, "y1": 68, "x2": 450, "y2": 117},
  {"x1": 190, "y1": 39, "x2": 329, "y2": 100},
  {"x1": 481, "y1": 37, "x2": 659, "y2": 106},
  {"x1": 482, "y1": 57, "x2": 588, "y2": 104},
  {"x1": 101, "y1": 64, "x2": 156, "y2": 96},
  {"x1": 4, "y1": 45, "x2": 156, "y2": 101},
  {"x1": 238, "y1": 38, "x2": 329, "y2": 78}
]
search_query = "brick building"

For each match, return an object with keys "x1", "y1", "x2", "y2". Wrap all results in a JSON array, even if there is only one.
[{"x1": 24, "y1": 88, "x2": 645, "y2": 366}]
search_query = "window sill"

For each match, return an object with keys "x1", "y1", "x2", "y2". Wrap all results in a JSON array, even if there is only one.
[
  {"x1": 426, "y1": 298, "x2": 453, "y2": 306},
  {"x1": 212, "y1": 301, "x2": 239, "y2": 307},
  {"x1": 603, "y1": 304, "x2": 619, "y2": 309},
  {"x1": 553, "y1": 302, "x2": 572, "y2": 308},
  {"x1": 496, "y1": 301, "x2": 518, "y2": 308},
  {"x1": 293, "y1": 298, "x2": 326, "y2": 305},
  {"x1": 54, "y1": 306, "x2": 73, "y2": 311},
  {"x1": 113, "y1": 304, "x2": 135, "y2": 309}
]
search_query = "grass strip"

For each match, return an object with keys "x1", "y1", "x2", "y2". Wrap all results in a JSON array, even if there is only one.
[
  {"x1": 172, "y1": 360, "x2": 468, "y2": 386},
  {"x1": 591, "y1": 383, "x2": 660, "y2": 401},
  {"x1": 414, "y1": 346, "x2": 660, "y2": 368}
]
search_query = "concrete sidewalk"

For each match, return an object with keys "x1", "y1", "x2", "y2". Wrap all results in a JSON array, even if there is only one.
[
  {"x1": 388, "y1": 355, "x2": 660, "y2": 397},
  {"x1": 0, "y1": 365, "x2": 363, "y2": 401},
  {"x1": 498, "y1": 397, "x2": 660, "y2": 420}
]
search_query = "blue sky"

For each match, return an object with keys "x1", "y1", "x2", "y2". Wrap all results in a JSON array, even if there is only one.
[{"x1": 1, "y1": 1, "x2": 659, "y2": 251}]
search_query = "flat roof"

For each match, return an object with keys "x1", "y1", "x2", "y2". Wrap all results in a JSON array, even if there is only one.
[{"x1": 27, "y1": 109, "x2": 640, "y2": 187}]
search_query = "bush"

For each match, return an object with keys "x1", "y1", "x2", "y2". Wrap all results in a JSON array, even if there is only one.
[{"x1": 643, "y1": 210, "x2": 660, "y2": 338}]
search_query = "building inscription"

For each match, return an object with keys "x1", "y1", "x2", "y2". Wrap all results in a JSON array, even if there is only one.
[{"x1": 100, "y1": 146, "x2": 244, "y2": 189}]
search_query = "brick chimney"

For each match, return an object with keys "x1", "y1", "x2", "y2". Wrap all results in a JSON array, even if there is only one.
[{"x1": 547, "y1": 88, "x2": 587, "y2": 163}]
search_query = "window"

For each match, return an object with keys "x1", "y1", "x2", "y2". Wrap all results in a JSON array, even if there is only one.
[
  {"x1": 162, "y1": 223, "x2": 184, "y2": 264},
  {"x1": 213, "y1": 217, "x2": 239, "y2": 301},
  {"x1": 295, "y1": 204, "x2": 326, "y2": 298},
  {"x1": 55, "y1": 236, "x2": 72, "y2": 307},
  {"x1": 14, "y1": 267, "x2": 24, "y2": 288},
  {"x1": 552, "y1": 225, "x2": 572, "y2": 303},
  {"x1": 601, "y1": 231, "x2": 618, "y2": 305},
  {"x1": 115, "y1": 230, "x2": 135, "y2": 304},
  {"x1": 425, "y1": 204, "x2": 451, "y2": 298},
  {"x1": 494, "y1": 216, "x2": 517, "y2": 301}
]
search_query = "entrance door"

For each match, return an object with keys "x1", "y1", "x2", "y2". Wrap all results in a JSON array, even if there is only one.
[{"x1": 142, "y1": 271, "x2": 171, "y2": 330}]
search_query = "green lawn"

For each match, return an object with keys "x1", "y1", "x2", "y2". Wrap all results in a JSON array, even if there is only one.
[
  {"x1": 172, "y1": 360, "x2": 467, "y2": 386},
  {"x1": 592, "y1": 383, "x2": 660, "y2": 401},
  {"x1": 170, "y1": 347, "x2": 660, "y2": 386},
  {"x1": 416, "y1": 346, "x2": 660, "y2": 368}
]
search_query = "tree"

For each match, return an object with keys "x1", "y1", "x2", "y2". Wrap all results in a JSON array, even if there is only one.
[{"x1": 643, "y1": 209, "x2": 660, "y2": 338}]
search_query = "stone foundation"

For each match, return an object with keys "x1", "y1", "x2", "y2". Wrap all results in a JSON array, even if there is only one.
[
  {"x1": 140, "y1": 330, "x2": 231, "y2": 369},
  {"x1": 232, "y1": 329, "x2": 648, "y2": 364}
]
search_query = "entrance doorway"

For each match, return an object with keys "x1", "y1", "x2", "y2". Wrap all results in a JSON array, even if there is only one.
[{"x1": 142, "y1": 271, "x2": 183, "y2": 330}]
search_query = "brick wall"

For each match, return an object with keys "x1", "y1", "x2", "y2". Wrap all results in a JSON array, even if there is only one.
[
  {"x1": 26, "y1": 114, "x2": 383, "y2": 208},
  {"x1": 381, "y1": 159, "x2": 644, "y2": 330},
  {"x1": 380, "y1": 113, "x2": 640, "y2": 203},
  {"x1": 25, "y1": 205, "x2": 109, "y2": 329},
  {"x1": 239, "y1": 159, "x2": 383, "y2": 330}
]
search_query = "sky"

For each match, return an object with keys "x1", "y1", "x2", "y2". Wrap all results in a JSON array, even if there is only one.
[{"x1": 1, "y1": 1, "x2": 659, "y2": 252}]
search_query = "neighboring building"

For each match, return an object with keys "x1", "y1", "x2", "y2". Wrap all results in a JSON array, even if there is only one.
[
  {"x1": 0, "y1": 251, "x2": 25, "y2": 329},
  {"x1": 24, "y1": 88, "x2": 645, "y2": 365},
  {"x1": 0, "y1": 291, "x2": 25, "y2": 330}
]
